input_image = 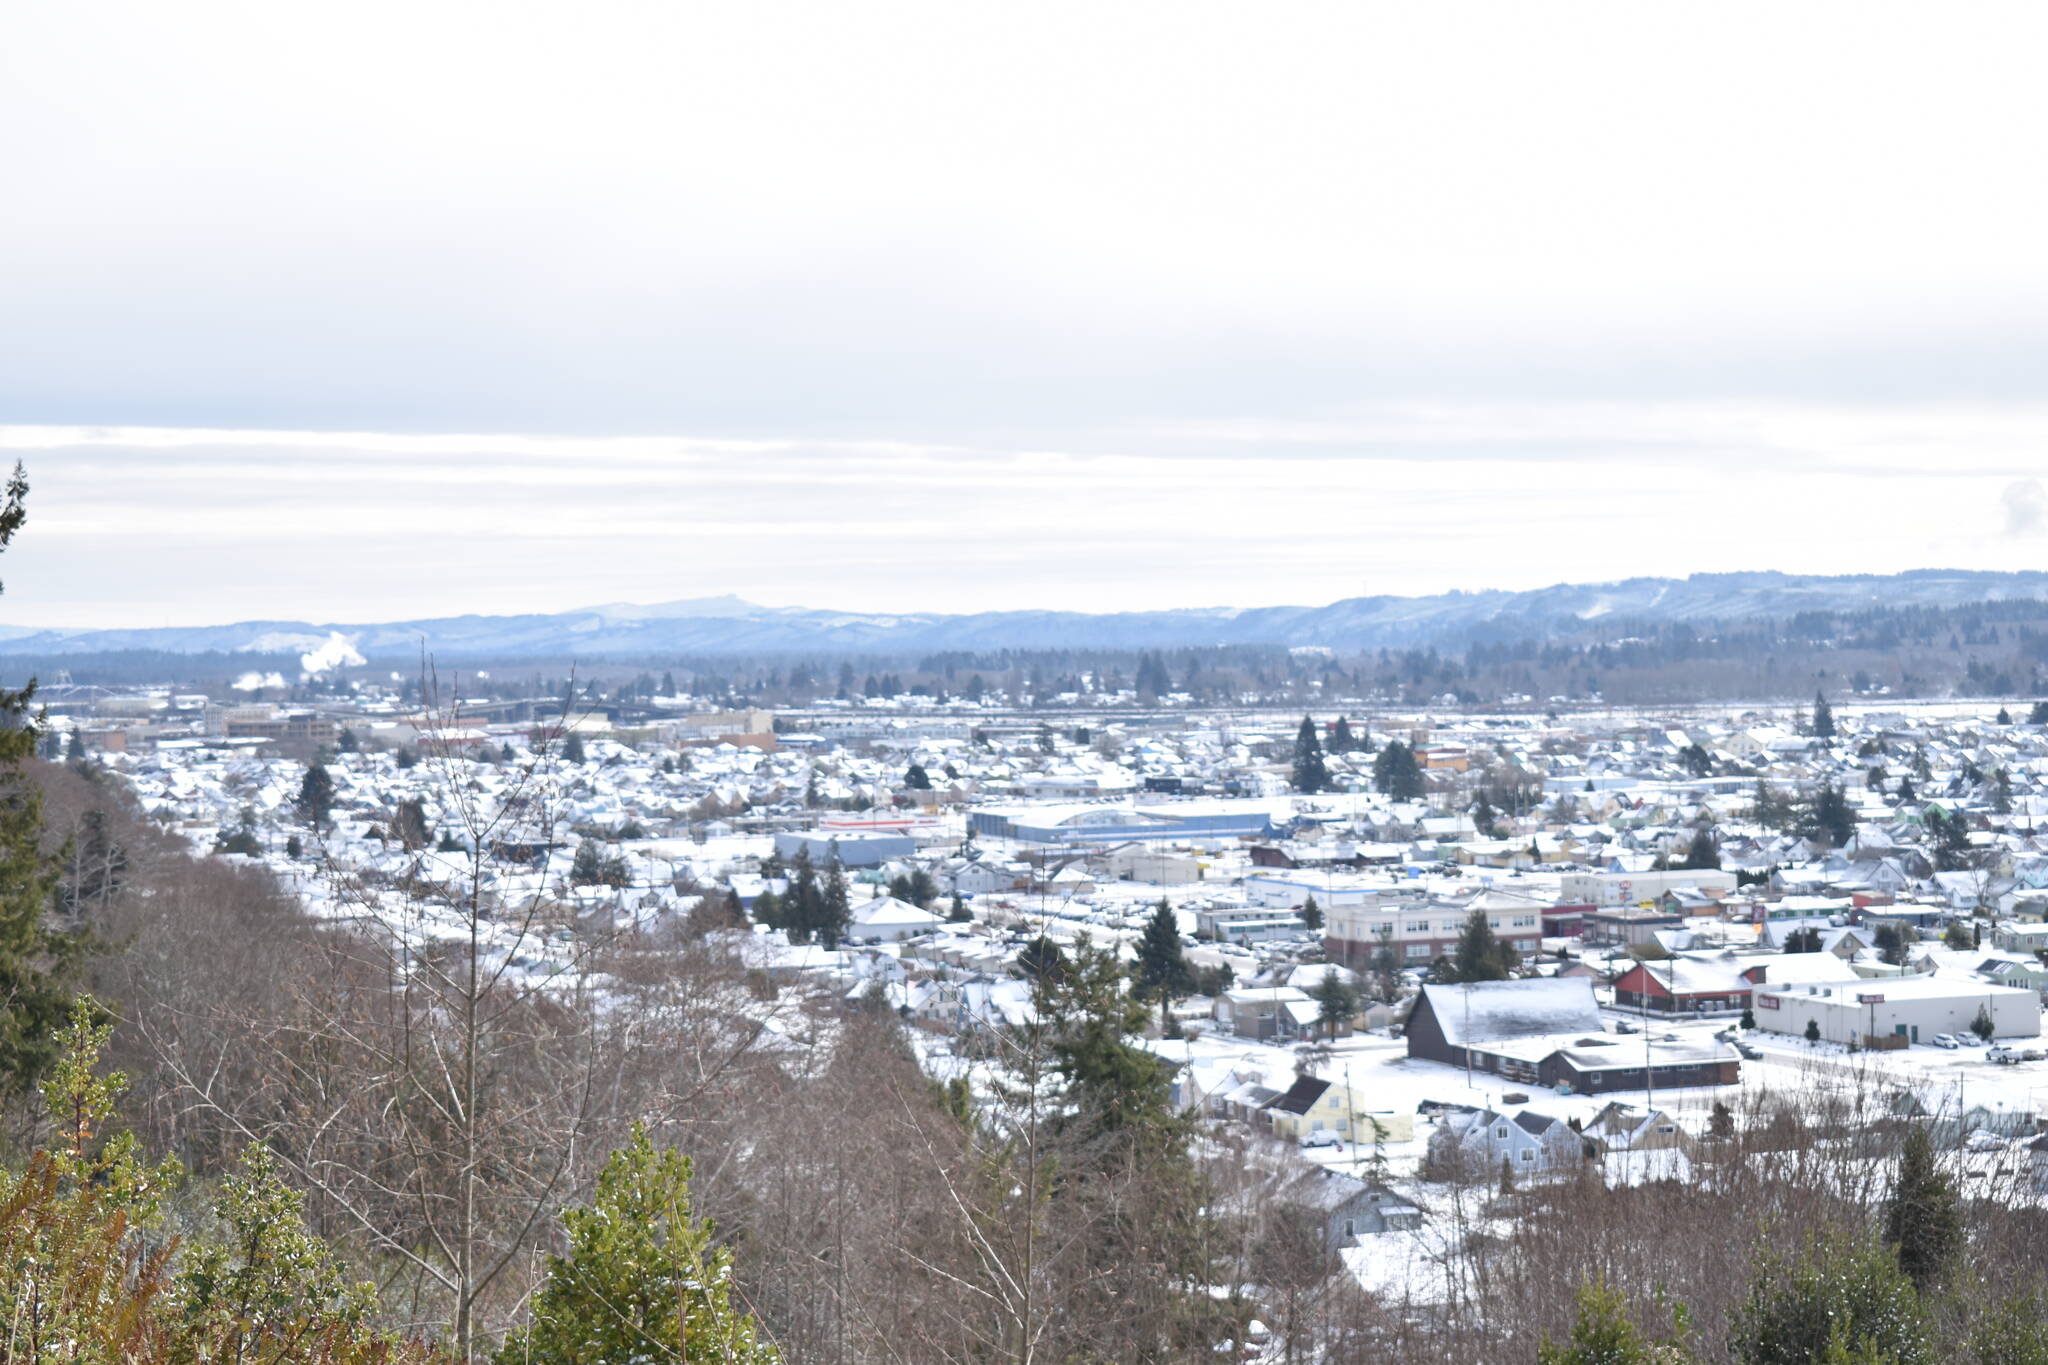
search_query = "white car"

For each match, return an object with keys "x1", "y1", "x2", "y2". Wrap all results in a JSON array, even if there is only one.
[
  {"x1": 1964, "y1": 1129, "x2": 2009, "y2": 1152},
  {"x1": 1298, "y1": 1129, "x2": 1343, "y2": 1150},
  {"x1": 1931, "y1": 1033, "x2": 1963, "y2": 1050}
]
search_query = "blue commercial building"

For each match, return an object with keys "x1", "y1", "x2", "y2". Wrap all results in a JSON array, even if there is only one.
[{"x1": 773, "y1": 831, "x2": 916, "y2": 868}]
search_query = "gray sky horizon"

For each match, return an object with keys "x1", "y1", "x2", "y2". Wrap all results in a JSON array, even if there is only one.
[{"x1": 5, "y1": 2, "x2": 2047, "y2": 627}]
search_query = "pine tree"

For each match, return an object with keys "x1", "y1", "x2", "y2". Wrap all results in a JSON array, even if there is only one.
[
  {"x1": 1291, "y1": 715, "x2": 1331, "y2": 794},
  {"x1": 904, "y1": 761, "x2": 932, "y2": 790},
  {"x1": 947, "y1": 893, "x2": 971, "y2": 922},
  {"x1": 818, "y1": 857, "x2": 850, "y2": 944},
  {"x1": 569, "y1": 838, "x2": 605, "y2": 886},
  {"x1": 1472, "y1": 791, "x2": 1499, "y2": 839},
  {"x1": 1998, "y1": 706, "x2": 2013, "y2": 725},
  {"x1": 751, "y1": 887, "x2": 783, "y2": 930},
  {"x1": 1681, "y1": 827, "x2": 1721, "y2": 870},
  {"x1": 1311, "y1": 968, "x2": 1359, "y2": 1038},
  {"x1": 1330, "y1": 716, "x2": 1357, "y2": 754},
  {"x1": 337, "y1": 727, "x2": 358, "y2": 752},
  {"x1": 785, "y1": 847, "x2": 820, "y2": 942},
  {"x1": 1299, "y1": 893, "x2": 1323, "y2": 931},
  {"x1": 2032, "y1": 701, "x2": 2048, "y2": 726},
  {"x1": 1132, "y1": 899, "x2": 1194, "y2": 1016},
  {"x1": 1015, "y1": 934, "x2": 1066, "y2": 983},
  {"x1": 496, "y1": 1124, "x2": 776, "y2": 1364},
  {"x1": 1885, "y1": 1127, "x2": 1961, "y2": 1292},
  {"x1": 559, "y1": 731, "x2": 586, "y2": 764},
  {"x1": 1811, "y1": 690, "x2": 1836, "y2": 739},
  {"x1": 1994, "y1": 767, "x2": 2013, "y2": 815},
  {"x1": 1373, "y1": 741, "x2": 1423, "y2": 800},
  {"x1": 295, "y1": 764, "x2": 335, "y2": 829},
  {"x1": 1446, "y1": 909, "x2": 1514, "y2": 982},
  {"x1": 392, "y1": 797, "x2": 430, "y2": 851},
  {"x1": 1804, "y1": 778, "x2": 1854, "y2": 848}
]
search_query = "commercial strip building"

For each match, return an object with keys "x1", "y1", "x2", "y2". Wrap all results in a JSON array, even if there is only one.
[{"x1": 1752, "y1": 977, "x2": 2042, "y2": 1046}]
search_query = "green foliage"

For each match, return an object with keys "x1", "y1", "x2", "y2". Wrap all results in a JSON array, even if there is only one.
[
  {"x1": 1311, "y1": 968, "x2": 1359, "y2": 1037},
  {"x1": 558, "y1": 731, "x2": 586, "y2": 764},
  {"x1": 1439, "y1": 909, "x2": 1516, "y2": 983},
  {"x1": 1292, "y1": 715, "x2": 1331, "y2": 794},
  {"x1": 1884, "y1": 1127, "x2": 1960, "y2": 1293},
  {"x1": 903, "y1": 762, "x2": 932, "y2": 790},
  {"x1": 1681, "y1": 827, "x2": 1721, "y2": 870},
  {"x1": 1539, "y1": 1278, "x2": 1696, "y2": 1365},
  {"x1": 1783, "y1": 927, "x2": 1825, "y2": 954},
  {"x1": 1944, "y1": 920, "x2": 1975, "y2": 951},
  {"x1": 1299, "y1": 893, "x2": 1323, "y2": 931},
  {"x1": 1812, "y1": 691, "x2": 1836, "y2": 739},
  {"x1": 1730, "y1": 1231, "x2": 1930, "y2": 1365},
  {"x1": 496, "y1": 1125, "x2": 775, "y2": 1364},
  {"x1": 1803, "y1": 778, "x2": 1855, "y2": 848},
  {"x1": 296, "y1": 763, "x2": 337, "y2": 829},
  {"x1": 1373, "y1": 741, "x2": 1424, "y2": 800},
  {"x1": 1805, "y1": 1018, "x2": 1822, "y2": 1043},
  {"x1": 1972, "y1": 1004, "x2": 1995, "y2": 1042},
  {"x1": 1132, "y1": 899, "x2": 1194, "y2": 1007},
  {"x1": 0, "y1": 999, "x2": 427, "y2": 1364}
]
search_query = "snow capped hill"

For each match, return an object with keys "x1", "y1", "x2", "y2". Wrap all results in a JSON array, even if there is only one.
[{"x1": 8, "y1": 569, "x2": 2048, "y2": 659}]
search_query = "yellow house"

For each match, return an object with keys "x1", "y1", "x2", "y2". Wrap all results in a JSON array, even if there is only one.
[{"x1": 1263, "y1": 1075, "x2": 1415, "y2": 1144}]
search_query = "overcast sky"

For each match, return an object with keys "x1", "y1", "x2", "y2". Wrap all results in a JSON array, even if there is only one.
[{"x1": 4, "y1": 2, "x2": 2047, "y2": 627}]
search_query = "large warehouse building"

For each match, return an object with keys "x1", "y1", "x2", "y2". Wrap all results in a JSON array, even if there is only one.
[
  {"x1": 968, "y1": 798, "x2": 1274, "y2": 845},
  {"x1": 1753, "y1": 977, "x2": 2042, "y2": 1046},
  {"x1": 1406, "y1": 978, "x2": 1739, "y2": 1093}
]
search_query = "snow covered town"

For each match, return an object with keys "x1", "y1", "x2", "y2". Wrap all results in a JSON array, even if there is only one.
[{"x1": 48, "y1": 679, "x2": 2048, "y2": 1316}]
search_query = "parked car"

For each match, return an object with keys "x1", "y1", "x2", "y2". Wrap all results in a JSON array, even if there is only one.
[
  {"x1": 2021, "y1": 1047, "x2": 2046, "y2": 1062},
  {"x1": 1964, "y1": 1128, "x2": 2009, "y2": 1152},
  {"x1": 1989, "y1": 1046, "x2": 2020, "y2": 1065},
  {"x1": 1614, "y1": 1020, "x2": 1639, "y2": 1034},
  {"x1": 1299, "y1": 1129, "x2": 1343, "y2": 1149},
  {"x1": 1932, "y1": 1033, "x2": 1963, "y2": 1050}
]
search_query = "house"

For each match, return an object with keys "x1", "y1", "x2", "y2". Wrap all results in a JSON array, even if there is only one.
[
  {"x1": 1427, "y1": 1106, "x2": 1588, "y2": 1178},
  {"x1": 1215, "y1": 986, "x2": 1321, "y2": 1041},
  {"x1": 1583, "y1": 1102, "x2": 1687, "y2": 1152},
  {"x1": 1612, "y1": 958, "x2": 1752, "y2": 1015},
  {"x1": 1259, "y1": 1074, "x2": 1414, "y2": 1144},
  {"x1": 1274, "y1": 1169, "x2": 1423, "y2": 1250},
  {"x1": 847, "y1": 895, "x2": 945, "y2": 943}
]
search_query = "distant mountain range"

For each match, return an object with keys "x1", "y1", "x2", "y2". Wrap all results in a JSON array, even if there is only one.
[{"x1": 8, "y1": 570, "x2": 2048, "y2": 662}]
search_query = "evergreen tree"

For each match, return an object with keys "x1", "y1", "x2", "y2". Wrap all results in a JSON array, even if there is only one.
[
  {"x1": 817, "y1": 856, "x2": 850, "y2": 944},
  {"x1": 751, "y1": 886, "x2": 783, "y2": 930},
  {"x1": 1014, "y1": 934, "x2": 1066, "y2": 984},
  {"x1": 785, "y1": 848, "x2": 820, "y2": 943},
  {"x1": 1731, "y1": 1231, "x2": 1930, "y2": 1365},
  {"x1": 907, "y1": 867, "x2": 938, "y2": 907},
  {"x1": 394, "y1": 746, "x2": 418, "y2": 770},
  {"x1": 64, "y1": 730, "x2": 86, "y2": 762},
  {"x1": 1994, "y1": 767, "x2": 2013, "y2": 815},
  {"x1": 1783, "y1": 929, "x2": 1826, "y2": 957},
  {"x1": 1998, "y1": 706, "x2": 2013, "y2": 725},
  {"x1": 1311, "y1": 968, "x2": 1359, "y2": 1038},
  {"x1": 2032, "y1": 701, "x2": 2048, "y2": 726},
  {"x1": 559, "y1": 731, "x2": 586, "y2": 764},
  {"x1": 1804, "y1": 1018, "x2": 1822, "y2": 1044},
  {"x1": 1539, "y1": 1278, "x2": 1695, "y2": 1365},
  {"x1": 1132, "y1": 899, "x2": 1194, "y2": 1016},
  {"x1": 57, "y1": 809, "x2": 126, "y2": 919},
  {"x1": 1804, "y1": 778, "x2": 1854, "y2": 848},
  {"x1": 495, "y1": 1124, "x2": 776, "y2": 1364},
  {"x1": 1291, "y1": 715, "x2": 1330, "y2": 794},
  {"x1": 1972, "y1": 1003, "x2": 1995, "y2": 1042},
  {"x1": 1445, "y1": 909, "x2": 1514, "y2": 982},
  {"x1": 1330, "y1": 716, "x2": 1357, "y2": 753},
  {"x1": 1896, "y1": 775, "x2": 1917, "y2": 804},
  {"x1": 1373, "y1": 741, "x2": 1424, "y2": 800},
  {"x1": 1299, "y1": 893, "x2": 1322, "y2": 931},
  {"x1": 392, "y1": 797, "x2": 430, "y2": 851},
  {"x1": 1681, "y1": 827, "x2": 1721, "y2": 870},
  {"x1": 295, "y1": 763, "x2": 336, "y2": 829},
  {"x1": 337, "y1": 727, "x2": 358, "y2": 752},
  {"x1": 947, "y1": 893, "x2": 971, "y2": 923},
  {"x1": 569, "y1": 838, "x2": 606, "y2": 886},
  {"x1": 1472, "y1": 791, "x2": 1499, "y2": 838},
  {"x1": 284, "y1": 834, "x2": 304, "y2": 859},
  {"x1": 1811, "y1": 690, "x2": 1836, "y2": 739},
  {"x1": 1885, "y1": 1126, "x2": 1961, "y2": 1293},
  {"x1": 903, "y1": 761, "x2": 933, "y2": 790}
]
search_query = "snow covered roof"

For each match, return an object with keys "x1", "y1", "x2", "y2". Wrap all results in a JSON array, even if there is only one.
[{"x1": 1420, "y1": 977, "x2": 1604, "y2": 1046}]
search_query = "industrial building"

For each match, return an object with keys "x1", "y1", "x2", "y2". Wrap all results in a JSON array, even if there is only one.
[
  {"x1": 1406, "y1": 978, "x2": 1739, "y2": 1093},
  {"x1": 967, "y1": 798, "x2": 1274, "y2": 845},
  {"x1": 1752, "y1": 977, "x2": 2042, "y2": 1046},
  {"x1": 772, "y1": 831, "x2": 916, "y2": 868}
]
